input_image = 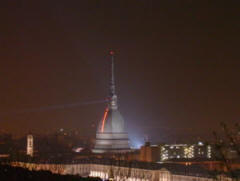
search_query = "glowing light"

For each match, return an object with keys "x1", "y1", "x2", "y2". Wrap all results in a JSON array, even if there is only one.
[
  {"x1": 101, "y1": 108, "x2": 109, "y2": 132},
  {"x1": 198, "y1": 141, "x2": 204, "y2": 146},
  {"x1": 73, "y1": 147, "x2": 83, "y2": 153},
  {"x1": 109, "y1": 50, "x2": 115, "y2": 55},
  {"x1": 130, "y1": 139, "x2": 144, "y2": 149}
]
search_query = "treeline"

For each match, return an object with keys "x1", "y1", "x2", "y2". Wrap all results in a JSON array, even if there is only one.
[{"x1": 0, "y1": 165, "x2": 101, "y2": 181}]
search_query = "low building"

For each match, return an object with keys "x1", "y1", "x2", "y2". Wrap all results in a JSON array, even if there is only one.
[
  {"x1": 11, "y1": 158, "x2": 235, "y2": 181},
  {"x1": 140, "y1": 142, "x2": 160, "y2": 162}
]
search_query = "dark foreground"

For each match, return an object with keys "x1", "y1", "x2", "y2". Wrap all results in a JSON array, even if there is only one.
[{"x1": 0, "y1": 164, "x2": 101, "y2": 181}]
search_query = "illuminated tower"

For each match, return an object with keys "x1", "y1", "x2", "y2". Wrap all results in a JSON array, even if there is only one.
[
  {"x1": 27, "y1": 134, "x2": 34, "y2": 157},
  {"x1": 93, "y1": 51, "x2": 130, "y2": 153}
]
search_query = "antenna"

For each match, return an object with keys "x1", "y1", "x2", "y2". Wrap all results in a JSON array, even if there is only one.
[{"x1": 109, "y1": 50, "x2": 116, "y2": 96}]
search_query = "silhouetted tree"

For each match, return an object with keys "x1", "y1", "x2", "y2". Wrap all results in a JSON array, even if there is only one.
[{"x1": 213, "y1": 122, "x2": 240, "y2": 180}]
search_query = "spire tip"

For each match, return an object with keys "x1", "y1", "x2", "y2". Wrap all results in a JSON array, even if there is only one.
[{"x1": 109, "y1": 50, "x2": 115, "y2": 56}]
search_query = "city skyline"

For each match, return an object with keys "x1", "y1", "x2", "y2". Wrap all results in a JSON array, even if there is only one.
[{"x1": 1, "y1": 1, "x2": 240, "y2": 143}]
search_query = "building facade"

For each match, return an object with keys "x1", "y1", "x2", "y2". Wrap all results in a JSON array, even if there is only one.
[
  {"x1": 11, "y1": 159, "x2": 232, "y2": 181},
  {"x1": 140, "y1": 142, "x2": 160, "y2": 162},
  {"x1": 160, "y1": 142, "x2": 212, "y2": 161}
]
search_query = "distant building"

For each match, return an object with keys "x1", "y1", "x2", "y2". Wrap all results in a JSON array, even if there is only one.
[
  {"x1": 160, "y1": 144, "x2": 187, "y2": 161},
  {"x1": 140, "y1": 142, "x2": 160, "y2": 162},
  {"x1": 27, "y1": 134, "x2": 34, "y2": 157},
  {"x1": 160, "y1": 142, "x2": 213, "y2": 161}
]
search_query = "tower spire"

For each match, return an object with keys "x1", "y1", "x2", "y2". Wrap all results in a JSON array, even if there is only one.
[
  {"x1": 93, "y1": 51, "x2": 130, "y2": 153},
  {"x1": 110, "y1": 50, "x2": 116, "y2": 96},
  {"x1": 109, "y1": 50, "x2": 118, "y2": 110}
]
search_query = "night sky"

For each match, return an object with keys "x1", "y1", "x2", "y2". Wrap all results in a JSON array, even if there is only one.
[{"x1": 1, "y1": 1, "x2": 240, "y2": 144}]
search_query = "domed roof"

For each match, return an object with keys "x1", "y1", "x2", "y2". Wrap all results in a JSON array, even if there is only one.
[{"x1": 98, "y1": 107, "x2": 125, "y2": 133}]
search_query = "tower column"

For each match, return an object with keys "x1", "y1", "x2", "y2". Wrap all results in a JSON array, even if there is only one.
[{"x1": 27, "y1": 134, "x2": 34, "y2": 157}]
